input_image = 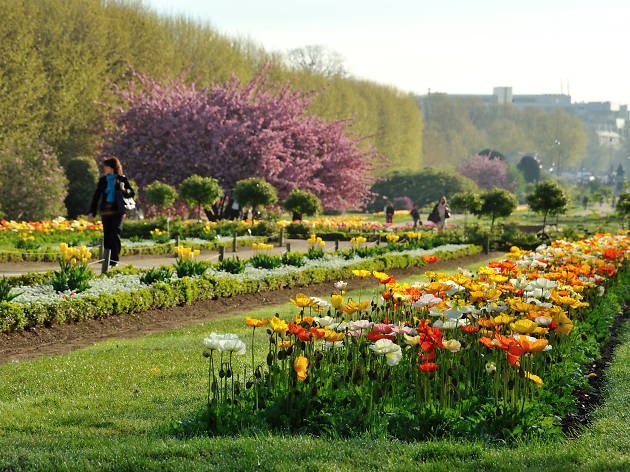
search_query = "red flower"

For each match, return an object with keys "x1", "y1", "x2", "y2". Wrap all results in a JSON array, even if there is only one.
[
  {"x1": 366, "y1": 331, "x2": 394, "y2": 342},
  {"x1": 422, "y1": 255, "x2": 438, "y2": 263},
  {"x1": 418, "y1": 362, "x2": 439, "y2": 372},
  {"x1": 419, "y1": 349, "x2": 436, "y2": 362}
]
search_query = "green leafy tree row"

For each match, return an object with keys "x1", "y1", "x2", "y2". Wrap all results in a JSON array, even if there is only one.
[
  {"x1": 420, "y1": 94, "x2": 587, "y2": 174},
  {"x1": 369, "y1": 168, "x2": 477, "y2": 211},
  {"x1": 0, "y1": 0, "x2": 423, "y2": 177}
]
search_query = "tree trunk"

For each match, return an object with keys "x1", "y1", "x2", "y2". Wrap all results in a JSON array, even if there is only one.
[
  {"x1": 542, "y1": 212, "x2": 547, "y2": 233},
  {"x1": 486, "y1": 215, "x2": 495, "y2": 254}
]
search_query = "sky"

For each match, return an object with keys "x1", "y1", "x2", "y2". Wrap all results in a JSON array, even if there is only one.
[{"x1": 145, "y1": 0, "x2": 630, "y2": 105}]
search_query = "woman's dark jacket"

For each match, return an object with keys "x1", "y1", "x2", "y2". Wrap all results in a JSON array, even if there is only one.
[{"x1": 90, "y1": 175, "x2": 135, "y2": 215}]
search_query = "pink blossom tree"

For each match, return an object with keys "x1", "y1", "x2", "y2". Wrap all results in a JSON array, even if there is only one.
[
  {"x1": 457, "y1": 154, "x2": 515, "y2": 192},
  {"x1": 100, "y1": 66, "x2": 378, "y2": 215}
]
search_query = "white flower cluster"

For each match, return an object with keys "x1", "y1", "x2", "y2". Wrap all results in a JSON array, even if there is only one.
[
  {"x1": 10, "y1": 274, "x2": 147, "y2": 305},
  {"x1": 9, "y1": 244, "x2": 470, "y2": 307}
]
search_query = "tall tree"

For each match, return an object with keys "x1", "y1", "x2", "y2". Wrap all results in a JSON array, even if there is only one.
[{"x1": 285, "y1": 45, "x2": 347, "y2": 78}]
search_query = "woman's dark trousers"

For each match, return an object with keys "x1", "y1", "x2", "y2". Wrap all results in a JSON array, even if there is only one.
[{"x1": 102, "y1": 213, "x2": 123, "y2": 264}]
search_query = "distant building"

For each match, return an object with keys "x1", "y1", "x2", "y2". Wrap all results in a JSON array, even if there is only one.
[{"x1": 419, "y1": 87, "x2": 629, "y2": 149}]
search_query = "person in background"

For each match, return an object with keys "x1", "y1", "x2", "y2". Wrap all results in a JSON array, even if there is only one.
[
  {"x1": 88, "y1": 157, "x2": 135, "y2": 268},
  {"x1": 411, "y1": 204, "x2": 421, "y2": 230},
  {"x1": 385, "y1": 201, "x2": 395, "y2": 225},
  {"x1": 429, "y1": 196, "x2": 450, "y2": 233}
]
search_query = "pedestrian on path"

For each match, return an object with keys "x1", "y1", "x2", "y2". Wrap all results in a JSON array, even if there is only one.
[
  {"x1": 385, "y1": 201, "x2": 395, "y2": 225},
  {"x1": 429, "y1": 196, "x2": 450, "y2": 233},
  {"x1": 411, "y1": 204, "x2": 421, "y2": 230},
  {"x1": 88, "y1": 157, "x2": 135, "y2": 268}
]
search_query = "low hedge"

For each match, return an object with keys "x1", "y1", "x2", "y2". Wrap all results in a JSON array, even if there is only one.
[
  {"x1": 0, "y1": 245, "x2": 481, "y2": 333},
  {"x1": 0, "y1": 236, "x2": 267, "y2": 263}
]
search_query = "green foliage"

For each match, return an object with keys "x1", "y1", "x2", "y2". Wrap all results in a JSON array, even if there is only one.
[
  {"x1": 616, "y1": 193, "x2": 630, "y2": 226},
  {"x1": 174, "y1": 259, "x2": 207, "y2": 278},
  {"x1": 449, "y1": 191, "x2": 481, "y2": 218},
  {"x1": 139, "y1": 267, "x2": 174, "y2": 285},
  {"x1": 178, "y1": 175, "x2": 224, "y2": 220},
  {"x1": 232, "y1": 177, "x2": 278, "y2": 209},
  {"x1": 216, "y1": 258, "x2": 246, "y2": 274},
  {"x1": 51, "y1": 263, "x2": 93, "y2": 293},
  {"x1": 285, "y1": 222, "x2": 311, "y2": 239},
  {"x1": 369, "y1": 168, "x2": 477, "y2": 210},
  {"x1": 306, "y1": 248, "x2": 325, "y2": 260},
  {"x1": 64, "y1": 156, "x2": 99, "y2": 218},
  {"x1": 281, "y1": 252, "x2": 306, "y2": 267},
  {"x1": 249, "y1": 254, "x2": 282, "y2": 270},
  {"x1": 250, "y1": 220, "x2": 277, "y2": 237},
  {"x1": 14, "y1": 234, "x2": 40, "y2": 250},
  {"x1": 526, "y1": 180, "x2": 570, "y2": 231},
  {"x1": 145, "y1": 180, "x2": 178, "y2": 210},
  {"x1": 283, "y1": 188, "x2": 322, "y2": 217},
  {"x1": 420, "y1": 94, "x2": 588, "y2": 173},
  {"x1": 0, "y1": 277, "x2": 20, "y2": 303},
  {"x1": 517, "y1": 155, "x2": 541, "y2": 183},
  {"x1": 475, "y1": 188, "x2": 517, "y2": 227},
  {"x1": 0, "y1": 138, "x2": 68, "y2": 220}
]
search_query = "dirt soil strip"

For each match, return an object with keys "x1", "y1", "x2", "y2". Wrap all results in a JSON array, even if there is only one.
[{"x1": 0, "y1": 251, "x2": 499, "y2": 364}]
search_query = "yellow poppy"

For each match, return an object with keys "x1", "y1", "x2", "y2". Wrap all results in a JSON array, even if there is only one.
[
  {"x1": 269, "y1": 316, "x2": 288, "y2": 335},
  {"x1": 331, "y1": 294, "x2": 344, "y2": 309},
  {"x1": 294, "y1": 355, "x2": 309, "y2": 381},
  {"x1": 290, "y1": 294, "x2": 314, "y2": 308}
]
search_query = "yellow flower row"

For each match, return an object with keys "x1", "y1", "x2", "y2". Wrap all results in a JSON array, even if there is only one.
[
  {"x1": 307, "y1": 234, "x2": 325, "y2": 249},
  {"x1": 59, "y1": 243, "x2": 91, "y2": 265},
  {"x1": 252, "y1": 242, "x2": 274, "y2": 251},
  {"x1": 350, "y1": 236, "x2": 367, "y2": 248},
  {"x1": 174, "y1": 245, "x2": 200, "y2": 261}
]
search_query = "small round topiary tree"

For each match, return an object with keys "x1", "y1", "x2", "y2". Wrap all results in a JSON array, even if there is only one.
[
  {"x1": 232, "y1": 177, "x2": 278, "y2": 219},
  {"x1": 64, "y1": 156, "x2": 99, "y2": 218},
  {"x1": 145, "y1": 181, "x2": 178, "y2": 214},
  {"x1": 526, "y1": 179, "x2": 569, "y2": 233},
  {"x1": 474, "y1": 187, "x2": 517, "y2": 252},
  {"x1": 449, "y1": 191, "x2": 481, "y2": 227},
  {"x1": 0, "y1": 138, "x2": 68, "y2": 220},
  {"x1": 283, "y1": 188, "x2": 322, "y2": 221},
  {"x1": 178, "y1": 175, "x2": 223, "y2": 221}
]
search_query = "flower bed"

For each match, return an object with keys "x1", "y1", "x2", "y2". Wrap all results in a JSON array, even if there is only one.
[
  {"x1": 0, "y1": 236, "x2": 266, "y2": 262},
  {"x1": 196, "y1": 233, "x2": 630, "y2": 441},
  {"x1": 0, "y1": 244, "x2": 479, "y2": 333}
]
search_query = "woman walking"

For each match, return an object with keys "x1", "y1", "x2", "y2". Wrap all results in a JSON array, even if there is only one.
[
  {"x1": 429, "y1": 196, "x2": 450, "y2": 233},
  {"x1": 88, "y1": 157, "x2": 135, "y2": 268}
]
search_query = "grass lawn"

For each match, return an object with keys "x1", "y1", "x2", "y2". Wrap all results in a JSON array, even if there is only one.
[{"x1": 1, "y1": 255, "x2": 630, "y2": 471}]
